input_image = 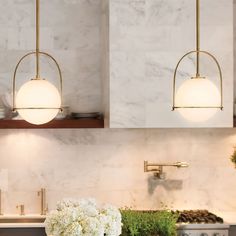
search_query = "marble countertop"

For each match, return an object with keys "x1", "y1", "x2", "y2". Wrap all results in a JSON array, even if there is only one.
[
  {"x1": 0, "y1": 215, "x2": 45, "y2": 228},
  {"x1": 0, "y1": 223, "x2": 45, "y2": 228},
  {"x1": 0, "y1": 215, "x2": 46, "y2": 219},
  {"x1": 0, "y1": 212, "x2": 235, "y2": 228},
  {"x1": 0, "y1": 222, "x2": 234, "y2": 229}
]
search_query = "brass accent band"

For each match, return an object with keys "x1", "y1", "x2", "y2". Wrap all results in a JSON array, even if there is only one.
[
  {"x1": 13, "y1": 108, "x2": 62, "y2": 111},
  {"x1": 12, "y1": 51, "x2": 63, "y2": 111},
  {"x1": 173, "y1": 106, "x2": 224, "y2": 109},
  {"x1": 172, "y1": 50, "x2": 223, "y2": 111}
]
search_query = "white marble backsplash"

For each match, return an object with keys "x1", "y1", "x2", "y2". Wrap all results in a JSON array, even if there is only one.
[{"x1": 0, "y1": 128, "x2": 236, "y2": 216}]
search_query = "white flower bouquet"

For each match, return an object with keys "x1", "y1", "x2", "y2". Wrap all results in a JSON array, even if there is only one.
[{"x1": 45, "y1": 198, "x2": 122, "y2": 236}]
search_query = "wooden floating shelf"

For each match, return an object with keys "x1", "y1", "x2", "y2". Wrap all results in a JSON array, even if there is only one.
[{"x1": 0, "y1": 118, "x2": 104, "y2": 129}]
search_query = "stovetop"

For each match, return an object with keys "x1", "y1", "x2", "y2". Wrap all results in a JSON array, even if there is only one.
[
  {"x1": 176, "y1": 210, "x2": 224, "y2": 224},
  {"x1": 177, "y1": 225, "x2": 229, "y2": 236},
  {"x1": 176, "y1": 210, "x2": 228, "y2": 236}
]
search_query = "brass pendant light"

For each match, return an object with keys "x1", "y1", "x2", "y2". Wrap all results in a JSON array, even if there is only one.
[
  {"x1": 172, "y1": 0, "x2": 223, "y2": 122},
  {"x1": 12, "y1": 0, "x2": 63, "y2": 125}
]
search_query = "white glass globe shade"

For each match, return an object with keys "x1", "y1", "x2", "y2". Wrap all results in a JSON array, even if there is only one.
[
  {"x1": 16, "y1": 79, "x2": 61, "y2": 125},
  {"x1": 175, "y1": 78, "x2": 221, "y2": 122}
]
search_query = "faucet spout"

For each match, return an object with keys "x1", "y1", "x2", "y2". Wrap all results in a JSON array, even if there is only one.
[{"x1": 174, "y1": 162, "x2": 189, "y2": 168}]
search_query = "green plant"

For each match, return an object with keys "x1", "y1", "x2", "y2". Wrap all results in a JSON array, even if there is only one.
[
  {"x1": 121, "y1": 210, "x2": 178, "y2": 236},
  {"x1": 231, "y1": 147, "x2": 236, "y2": 167}
]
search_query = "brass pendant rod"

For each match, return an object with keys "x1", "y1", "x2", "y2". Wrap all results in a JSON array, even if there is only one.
[
  {"x1": 36, "y1": 0, "x2": 40, "y2": 79},
  {"x1": 196, "y1": 0, "x2": 200, "y2": 77}
]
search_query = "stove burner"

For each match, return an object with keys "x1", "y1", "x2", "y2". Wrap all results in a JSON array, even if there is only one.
[{"x1": 175, "y1": 210, "x2": 224, "y2": 224}]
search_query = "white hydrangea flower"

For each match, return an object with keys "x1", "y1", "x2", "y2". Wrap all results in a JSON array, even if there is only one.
[
  {"x1": 45, "y1": 198, "x2": 122, "y2": 236},
  {"x1": 101, "y1": 205, "x2": 122, "y2": 236},
  {"x1": 63, "y1": 222, "x2": 82, "y2": 236}
]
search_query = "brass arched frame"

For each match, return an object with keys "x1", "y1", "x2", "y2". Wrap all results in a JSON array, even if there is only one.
[
  {"x1": 12, "y1": 51, "x2": 63, "y2": 111},
  {"x1": 172, "y1": 50, "x2": 223, "y2": 111}
]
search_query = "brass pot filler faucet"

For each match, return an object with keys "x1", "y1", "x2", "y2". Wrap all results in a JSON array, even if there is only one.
[{"x1": 144, "y1": 161, "x2": 189, "y2": 179}]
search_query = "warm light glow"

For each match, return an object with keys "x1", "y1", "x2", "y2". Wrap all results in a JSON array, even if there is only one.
[
  {"x1": 16, "y1": 79, "x2": 61, "y2": 125},
  {"x1": 175, "y1": 78, "x2": 221, "y2": 122}
]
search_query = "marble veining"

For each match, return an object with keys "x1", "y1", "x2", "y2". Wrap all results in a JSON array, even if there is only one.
[
  {"x1": 109, "y1": 0, "x2": 233, "y2": 128},
  {"x1": 0, "y1": 128, "x2": 236, "y2": 216}
]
